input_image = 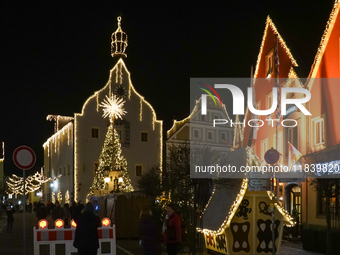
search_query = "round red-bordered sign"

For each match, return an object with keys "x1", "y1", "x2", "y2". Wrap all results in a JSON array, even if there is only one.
[{"x1": 13, "y1": 145, "x2": 36, "y2": 170}]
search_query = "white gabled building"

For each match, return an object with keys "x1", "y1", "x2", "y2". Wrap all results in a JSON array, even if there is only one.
[{"x1": 43, "y1": 17, "x2": 162, "y2": 203}]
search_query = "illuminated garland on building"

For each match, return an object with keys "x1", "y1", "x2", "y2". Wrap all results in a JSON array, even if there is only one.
[
  {"x1": 254, "y1": 16, "x2": 298, "y2": 82},
  {"x1": 74, "y1": 17, "x2": 163, "y2": 200},
  {"x1": 6, "y1": 171, "x2": 61, "y2": 195},
  {"x1": 307, "y1": 0, "x2": 339, "y2": 82}
]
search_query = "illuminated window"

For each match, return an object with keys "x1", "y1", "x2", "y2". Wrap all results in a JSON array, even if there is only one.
[
  {"x1": 91, "y1": 128, "x2": 99, "y2": 138},
  {"x1": 266, "y1": 49, "x2": 274, "y2": 78},
  {"x1": 273, "y1": 132, "x2": 283, "y2": 155},
  {"x1": 261, "y1": 138, "x2": 268, "y2": 161},
  {"x1": 318, "y1": 182, "x2": 340, "y2": 215},
  {"x1": 136, "y1": 165, "x2": 143, "y2": 177},
  {"x1": 141, "y1": 132, "x2": 148, "y2": 142},
  {"x1": 266, "y1": 92, "x2": 273, "y2": 111},
  {"x1": 314, "y1": 119, "x2": 324, "y2": 145}
]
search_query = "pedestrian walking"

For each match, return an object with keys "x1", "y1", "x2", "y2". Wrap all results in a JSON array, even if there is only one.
[
  {"x1": 73, "y1": 202, "x2": 101, "y2": 255},
  {"x1": 51, "y1": 201, "x2": 65, "y2": 221},
  {"x1": 140, "y1": 208, "x2": 161, "y2": 255},
  {"x1": 6, "y1": 202, "x2": 15, "y2": 233},
  {"x1": 162, "y1": 203, "x2": 181, "y2": 255}
]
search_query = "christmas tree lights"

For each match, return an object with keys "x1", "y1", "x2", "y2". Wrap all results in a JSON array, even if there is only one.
[{"x1": 88, "y1": 93, "x2": 133, "y2": 197}]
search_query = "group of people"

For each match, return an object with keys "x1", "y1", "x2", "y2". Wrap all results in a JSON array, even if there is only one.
[
  {"x1": 140, "y1": 203, "x2": 182, "y2": 255},
  {"x1": 2, "y1": 199, "x2": 181, "y2": 255}
]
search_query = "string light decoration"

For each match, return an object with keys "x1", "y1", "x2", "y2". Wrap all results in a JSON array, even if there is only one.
[
  {"x1": 52, "y1": 192, "x2": 56, "y2": 204},
  {"x1": 111, "y1": 16, "x2": 128, "y2": 58},
  {"x1": 0, "y1": 141, "x2": 4, "y2": 162},
  {"x1": 6, "y1": 171, "x2": 61, "y2": 195},
  {"x1": 65, "y1": 190, "x2": 70, "y2": 204},
  {"x1": 88, "y1": 93, "x2": 133, "y2": 197},
  {"x1": 267, "y1": 191, "x2": 295, "y2": 226},
  {"x1": 74, "y1": 59, "x2": 163, "y2": 201},
  {"x1": 307, "y1": 0, "x2": 339, "y2": 82},
  {"x1": 196, "y1": 178, "x2": 248, "y2": 235},
  {"x1": 167, "y1": 96, "x2": 231, "y2": 139},
  {"x1": 57, "y1": 189, "x2": 62, "y2": 203},
  {"x1": 254, "y1": 16, "x2": 298, "y2": 82}
]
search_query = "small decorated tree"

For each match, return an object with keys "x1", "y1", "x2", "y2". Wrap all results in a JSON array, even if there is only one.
[{"x1": 88, "y1": 93, "x2": 133, "y2": 196}]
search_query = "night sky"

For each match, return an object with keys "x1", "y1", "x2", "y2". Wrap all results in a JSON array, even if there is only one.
[{"x1": 0, "y1": 1, "x2": 334, "y2": 176}]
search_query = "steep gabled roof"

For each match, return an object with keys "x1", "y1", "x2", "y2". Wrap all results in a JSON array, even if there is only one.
[
  {"x1": 307, "y1": 0, "x2": 340, "y2": 80},
  {"x1": 254, "y1": 16, "x2": 298, "y2": 81}
]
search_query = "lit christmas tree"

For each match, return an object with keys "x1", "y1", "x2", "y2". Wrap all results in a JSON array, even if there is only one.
[{"x1": 88, "y1": 94, "x2": 133, "y2": 196}]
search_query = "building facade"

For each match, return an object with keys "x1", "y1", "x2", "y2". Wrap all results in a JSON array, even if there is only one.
[{"x1": 43, "y1": 17, "x2": 162, "y2": 203}]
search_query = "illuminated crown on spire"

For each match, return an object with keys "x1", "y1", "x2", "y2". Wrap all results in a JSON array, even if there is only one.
[{"x1": 111, "y1": 16, "x2": 128, "y2": 58}]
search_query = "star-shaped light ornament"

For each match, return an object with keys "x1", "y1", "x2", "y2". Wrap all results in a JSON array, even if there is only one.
[{"x1": 100, "y1": 93, "x2": 127, "y2": 121}]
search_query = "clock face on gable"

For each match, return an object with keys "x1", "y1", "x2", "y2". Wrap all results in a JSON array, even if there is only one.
[{"x1": 114, "y1": 84, "x2": 128, "y2": 98}]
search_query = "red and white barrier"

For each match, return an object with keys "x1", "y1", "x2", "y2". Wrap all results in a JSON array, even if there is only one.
[{"x1": 33, "y1": 218, "x2": 116, "y2": 255}]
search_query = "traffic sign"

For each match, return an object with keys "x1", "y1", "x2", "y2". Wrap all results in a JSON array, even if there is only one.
[
  {"x1": 13, "y1": 145, "x2": 36, "y2": 170},
  {"x1": 264, "y1": 148, "x2": 280, "y2": 165}
]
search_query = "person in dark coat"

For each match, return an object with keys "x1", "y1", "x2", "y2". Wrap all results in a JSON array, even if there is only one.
[
  {"x1": 162, "y1": 203, "x2": 181, "y2": 255},
  {"x1": 6, "y1": 202, "x2": 15, "y2": 233},
  {"x1": 73, "y1": 202, "x2": 101, "y2": 255},
  {"x1": 51, "y1": 201, "x2": 65, "y2": 222},
  {"x1": 140, "y1": 208, "x2": 161, "y2": 255}
]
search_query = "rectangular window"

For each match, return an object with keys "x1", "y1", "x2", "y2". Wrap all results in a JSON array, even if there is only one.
[
  {"x1": 221, "y1": 132, "x2": 226, "y2": 141},
  {"x1": 67, "y1": 164, "x2": 70, "y2": 176},
  {"x1": 193, "y1": 129, "x2": 200, "y2": 139},
  {"x1": 314, "y1": 119, "x2": 324, "y2": 145},
  {"x1": 261, "y1": 138, "x2": 268, "y2": 161},
  {"x1": 136, "y1": 165, "x2": 143, "y2": 177},
  {"x1": 266, "y1": 49, "x2": 274, "y2": 78},
  {"x1": 141, "y1": 132, "x2": 148, "y2": 142},
  {"x1": 207, "y1": 131, "x2": 213, "y2": 140},
  {"x1": 63, "y1": 166, "x2": 66, "y2": 176},
  {"x1": 266, "y1": 92, "x2": 273, "y2": 111},
  {"x1": 318, "y1": 182, "x2": 340, "y2": 215},
  {"x1": 91, "y1": 128, "x2": 99, "y2": 138},
  {"x1": 284, "y1": 121, "x2": 298, "y2": 157}
]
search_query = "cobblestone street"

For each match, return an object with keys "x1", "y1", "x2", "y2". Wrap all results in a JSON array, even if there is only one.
[{"x1": 0, "y1": 212, "x2": 327, "y2": 255}]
